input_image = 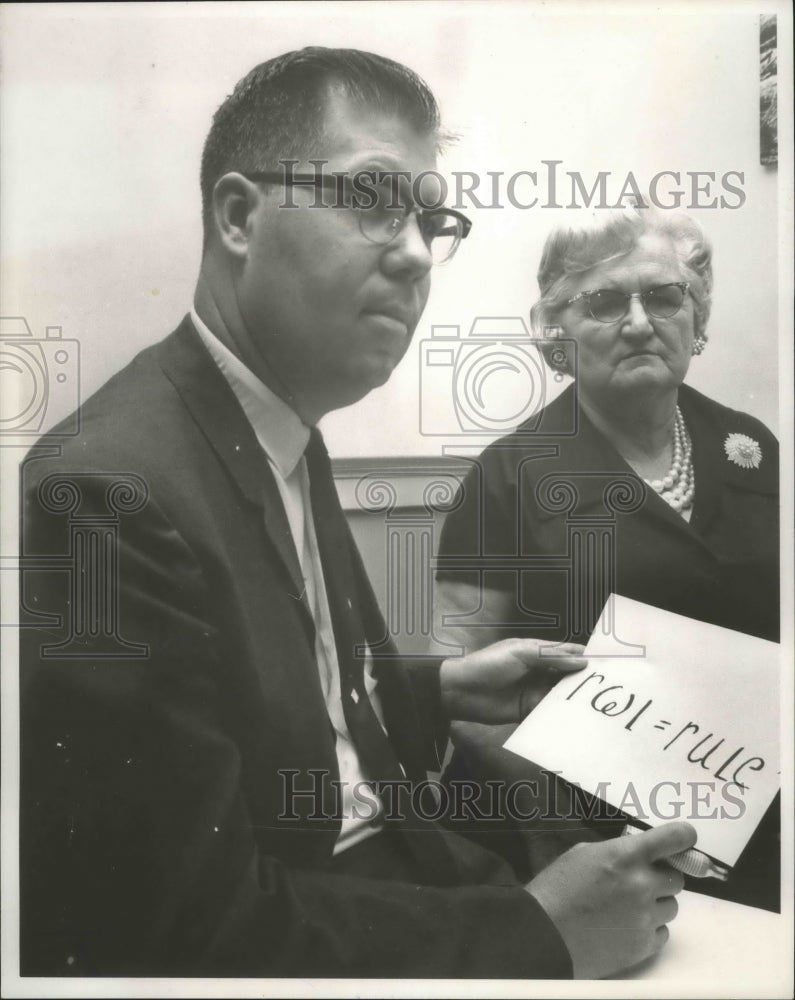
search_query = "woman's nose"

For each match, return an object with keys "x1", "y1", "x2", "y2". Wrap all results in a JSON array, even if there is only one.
[{"x1": 622, "y1": 293, "x2": 654, "y2": 334}]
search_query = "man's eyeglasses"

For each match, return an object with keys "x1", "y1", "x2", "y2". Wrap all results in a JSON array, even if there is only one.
[
  {"x1": 566, "y1": 282, "x2": 690, "y2": 324},
  {"x1": 241, "y1": 172, "x2": 472, "y2": 265}
]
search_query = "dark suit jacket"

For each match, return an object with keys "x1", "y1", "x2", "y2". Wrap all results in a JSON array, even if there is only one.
[
  {"x1": 437, "y1": 381, "x2": 780, "y2": 911},
  {"x1": 20, "y1": 317, "x2": 570, "y2": 978}
]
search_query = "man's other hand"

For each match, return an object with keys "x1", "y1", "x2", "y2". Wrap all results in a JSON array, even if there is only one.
[
  {"x1": 439, "y1": 638, "x2": 586, "y2": 724},
  {"x1": 527, "y1": 821, "x2": 697, "y2": 979}
]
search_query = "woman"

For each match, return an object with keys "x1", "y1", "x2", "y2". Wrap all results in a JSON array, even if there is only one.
[{"x1": 433, "y1": 206, "x2": 779, "y2": 911}]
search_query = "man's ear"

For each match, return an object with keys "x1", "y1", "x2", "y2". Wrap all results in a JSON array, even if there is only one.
[{"x1": 211, "y1": 173, "x2": 263, "y2": 258}]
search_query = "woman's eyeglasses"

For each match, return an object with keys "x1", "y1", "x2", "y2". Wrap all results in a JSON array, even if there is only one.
[
  {"x1": 567, "y1": 282, "x2": 690, "y2": 323},
  {"x1": 241, "y1": 172, "x2": 472, "y2": 265}
]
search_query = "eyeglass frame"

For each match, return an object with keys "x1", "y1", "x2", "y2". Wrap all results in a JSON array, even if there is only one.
[
  {"x1": 566, "y1": 282, "x2": 691, "y2": 323},
  {"x1": 238, "y1": 171, "x2": 472, "y2": 263}
]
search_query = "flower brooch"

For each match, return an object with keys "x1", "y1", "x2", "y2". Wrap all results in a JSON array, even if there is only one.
[{"x1": 724, "y1": 433, "x2": 763, "y2": 469}]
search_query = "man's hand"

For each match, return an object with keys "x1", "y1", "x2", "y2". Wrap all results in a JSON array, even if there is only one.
[
  {"x1": 527, "y1": 821, "x2": 697, "y2": 979},
  {"x1": 439, "y1": 638, "x2": 586, "y2": 724}
]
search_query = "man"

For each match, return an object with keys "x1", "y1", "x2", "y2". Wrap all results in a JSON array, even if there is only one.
[{"x1": 20, "y1": 47, "x2": 694, "y2": 980}]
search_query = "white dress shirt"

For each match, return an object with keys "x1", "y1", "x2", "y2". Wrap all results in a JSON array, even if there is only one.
[{"x1": 191, "y1": 310, "x2": 383, "y2": 852}]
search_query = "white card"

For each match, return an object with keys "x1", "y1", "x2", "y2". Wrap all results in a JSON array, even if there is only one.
[{"x1": 505, "y1": 595, "x2": 780, "y2": 866}]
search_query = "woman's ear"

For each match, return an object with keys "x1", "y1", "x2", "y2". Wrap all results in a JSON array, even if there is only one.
[
  {"x1": 537, "y1": 326, "x2": 571, "y2": 376},
  {"x1": 211, "y1": 173, "x2": 263, "y2": 258}
]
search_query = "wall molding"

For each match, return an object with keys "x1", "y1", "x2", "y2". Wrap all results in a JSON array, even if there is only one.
[{"x1": 331, "y1": 455, "x2": 475, "y2": 513}]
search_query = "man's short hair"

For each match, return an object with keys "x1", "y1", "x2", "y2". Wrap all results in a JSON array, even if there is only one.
[{"x1": 200, "y1": 46, "x2": 442, "y2": 246}]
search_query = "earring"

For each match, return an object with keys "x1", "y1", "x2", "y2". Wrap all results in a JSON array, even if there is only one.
[
  {"x1": 692, "y1": 334, "x2": 707, "y2": 356},
  {"x1": 550, "y1": 344, "x2": 568, "y2": 381}
]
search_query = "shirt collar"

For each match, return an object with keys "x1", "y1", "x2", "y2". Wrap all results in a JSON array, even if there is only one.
[{"x1": 190, "y1": 308, "x2": 310, "y2": 479}]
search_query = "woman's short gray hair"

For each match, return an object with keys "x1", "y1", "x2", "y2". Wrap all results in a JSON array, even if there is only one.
[{"x1": 530, "y1": 206, "x2": 713, "y2": 339}]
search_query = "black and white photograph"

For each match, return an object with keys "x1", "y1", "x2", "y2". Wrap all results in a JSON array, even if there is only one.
[{"x1": 1, "y1": 2, "x2": 792, "y2": 996}]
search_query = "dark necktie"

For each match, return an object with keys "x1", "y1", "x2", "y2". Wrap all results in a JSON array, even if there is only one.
[
  {"x1": 304, "y1": 428, "x2": 407, "y2": 784},
  {"x1": 304, "y1": 428, "x2": 458, "y2": 882}
]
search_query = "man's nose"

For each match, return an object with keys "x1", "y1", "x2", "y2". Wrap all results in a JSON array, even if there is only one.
[
  {"x1": 621, "y1": 293, "x2": 654, "y2": 334},
  {"x1": 381, "y1": 213, "x2": 433, "y2": 278}
]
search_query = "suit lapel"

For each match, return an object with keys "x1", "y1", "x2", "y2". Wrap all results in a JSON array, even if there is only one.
[
  {"x1": 156, "y1": 316, "x2": 311, "y2": 621},
  {"x1": 681, "y1": 385, "x2": 724, "y2": 536}
]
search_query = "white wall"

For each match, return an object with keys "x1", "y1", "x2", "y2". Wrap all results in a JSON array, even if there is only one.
[{"x1": 1, "y1": 1, "x2": 788, "y2": 457}]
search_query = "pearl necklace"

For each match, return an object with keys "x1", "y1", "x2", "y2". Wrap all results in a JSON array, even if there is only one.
[{"x1": 644, "y1": 407, "x2": 695, "y2": 513}]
